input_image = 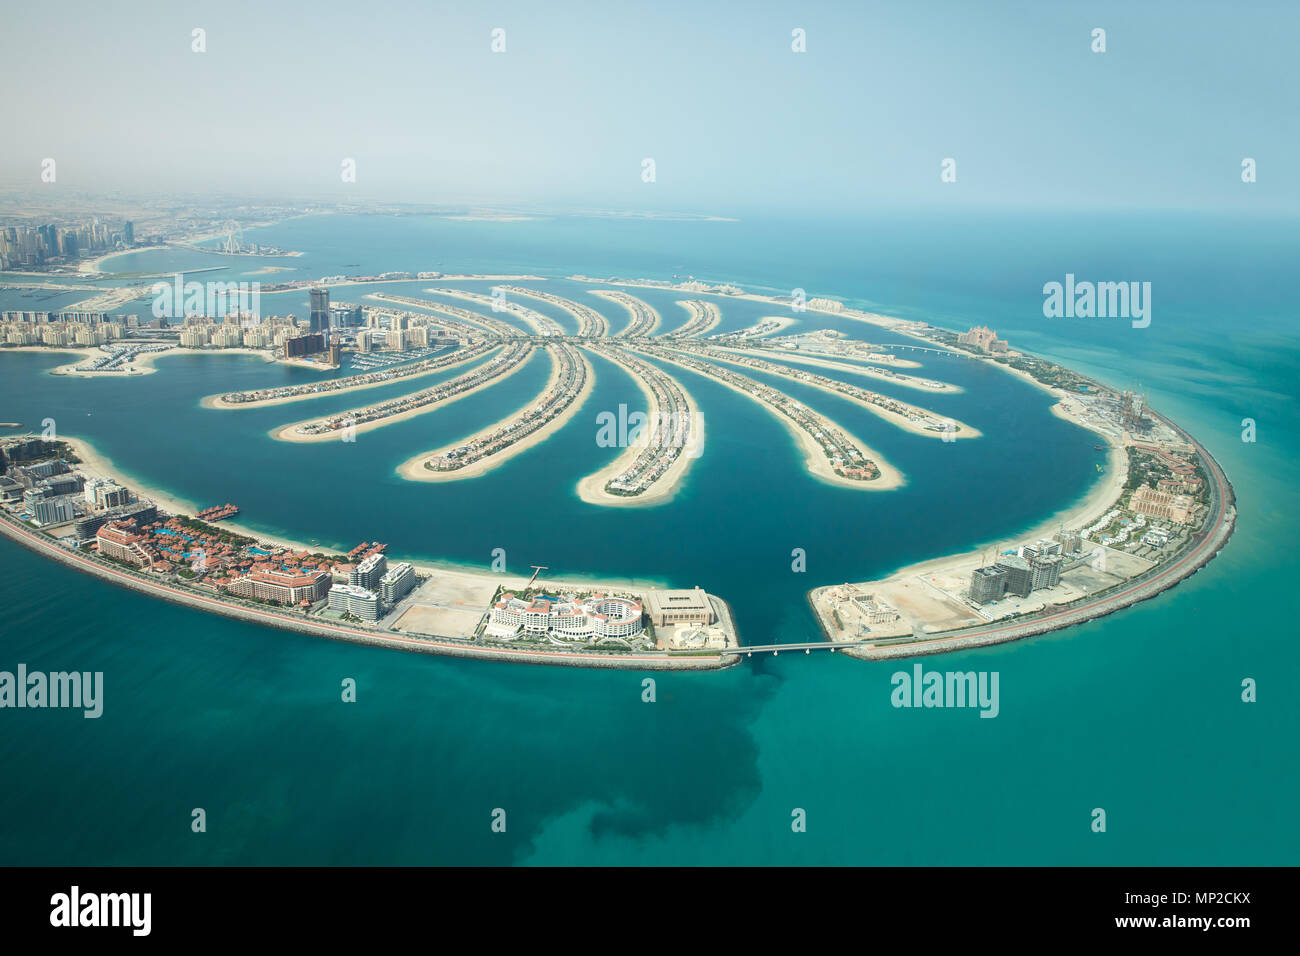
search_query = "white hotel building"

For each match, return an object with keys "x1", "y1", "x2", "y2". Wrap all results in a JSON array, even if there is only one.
[{"x1": 486, "y1": 593, "x2": 644, "y2": 642}]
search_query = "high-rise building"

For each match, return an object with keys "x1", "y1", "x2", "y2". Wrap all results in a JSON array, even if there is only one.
[
  {"x1": 33, "y1": 495, "x2": 77, "y2": 526},
  {"x1": 309, "y1": 288, "x2": 330, "y2": 336},
  {"x1": 957, "y1": 326, "x2": 1009, "y2": 354},
  {"x1": 379, "y1": 562, "x2": 416, "y2": 605},
  {"x1": 1021, "y1": 538, "x2": 1063, "y2": 560},
  {"x1": 122, "y1": 221, "x2": 134, "y2": 245},
  {"x1": 969, "y1": 566, "x2": 1008, "y2": 604},
  {"x1": 994, "y1": 555, "x2": 1032, "y2": 598},
  {"x1": 283, "y1": 333, "x2": 325, "y2": 358},
  {"x1": 1027, "y1": 553, "x2": 1063, "y2": 590},
  {"x1": 350, "y1": 552, "x2": 388, "y2": 591},
  {"x1": 328, "y1": 584, "x2": 381, "y2": 621},
  {"x1": 1054, "y1": 530, "x2": 1084, "y2": 554}
]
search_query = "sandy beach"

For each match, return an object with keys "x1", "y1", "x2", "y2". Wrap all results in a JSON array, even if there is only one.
[
  {"x1": 574, "y1": 348, "x2": 702, "y2": 507},
  {"x1": 270, "y1": 345, "x2": 528, "y2": 443},
  {"x1": 635, "y1": 347, "x2": 906, "y2": 492},
  {"x1": 3, "y1": 345, "x2": 100, "y2": 371},
  {"x1": 398, "y1": 348, "x2": 595, "y2": 482},
  {"x1": 854, "y1": 406, "x2": 1127, "y2": 592},
  {"x1": 59, "y1": 434, "x2": 684, "y2": 596}
]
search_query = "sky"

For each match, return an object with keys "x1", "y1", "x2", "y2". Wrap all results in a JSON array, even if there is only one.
[{"x1": 1, "y1": 0, "x2": 1297, "y2": 216}]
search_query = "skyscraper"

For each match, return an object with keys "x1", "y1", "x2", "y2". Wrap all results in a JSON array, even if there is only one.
[{"x1": 309, "y1": 288, "x2": 330, "y2": 336}]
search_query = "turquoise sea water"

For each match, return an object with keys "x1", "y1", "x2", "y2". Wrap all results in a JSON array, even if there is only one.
[{"x1": 0, "y1": 211, "x2": 1295, "y2": 865}]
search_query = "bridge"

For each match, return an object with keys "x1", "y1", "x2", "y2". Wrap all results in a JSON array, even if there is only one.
[
  {"x1": 717, "y1": 640, "x2": 866, "y2": 656},
  {"x1": 876, "y1": 344, "x2": 961, "y2": 357}
]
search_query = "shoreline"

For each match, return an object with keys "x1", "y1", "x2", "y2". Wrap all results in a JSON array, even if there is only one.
[
  {"x1": 806, "y1": 349, "x2": 1237, "y2": 660},
  {"x1": 0, "y1": 508, "x2": 734, "y2": 671},
  {"x1": 21, "y1": 433, "x2": 739, "y2": 669},
  {"x1": 64, "y1": 434, "x2": 678, "y2": 592},
  {"x1": 574, "y1": 347, "x2": 703, "y2": 507},
  {"x1": 397, "y1": 347, "x2": 596, "y2": 482}
]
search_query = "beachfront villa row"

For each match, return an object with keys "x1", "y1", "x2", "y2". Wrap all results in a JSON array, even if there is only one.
[{"x1": 486, "y1": 593, "x2": 645, "y2": 642}]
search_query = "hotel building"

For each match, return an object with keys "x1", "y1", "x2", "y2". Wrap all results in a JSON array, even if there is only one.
[
  {"x1": 487, "y1": 593, "x2": 644, "y2": 642},
  {"x1": 957, "y1": 326, "x2": 1009, "y2": 353},
  {"x1": 1129, "y1": 484, "x2": 1194, "y2": 524},
  {"x1": 228, "y1": 568, "x2": 331, "y2": 606},
  {"x1": 96, "y1": 521, "x2": 157, "y2": 567}
]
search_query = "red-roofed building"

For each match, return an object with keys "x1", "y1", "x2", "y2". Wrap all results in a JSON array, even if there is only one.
[{"x1": 228, "y1": 567, "x2": 331, "y2": 605}]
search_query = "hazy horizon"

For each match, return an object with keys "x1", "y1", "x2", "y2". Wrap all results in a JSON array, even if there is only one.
[{"x1": 2, "y1": 1, "x2": 1297, "y2": 217}]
